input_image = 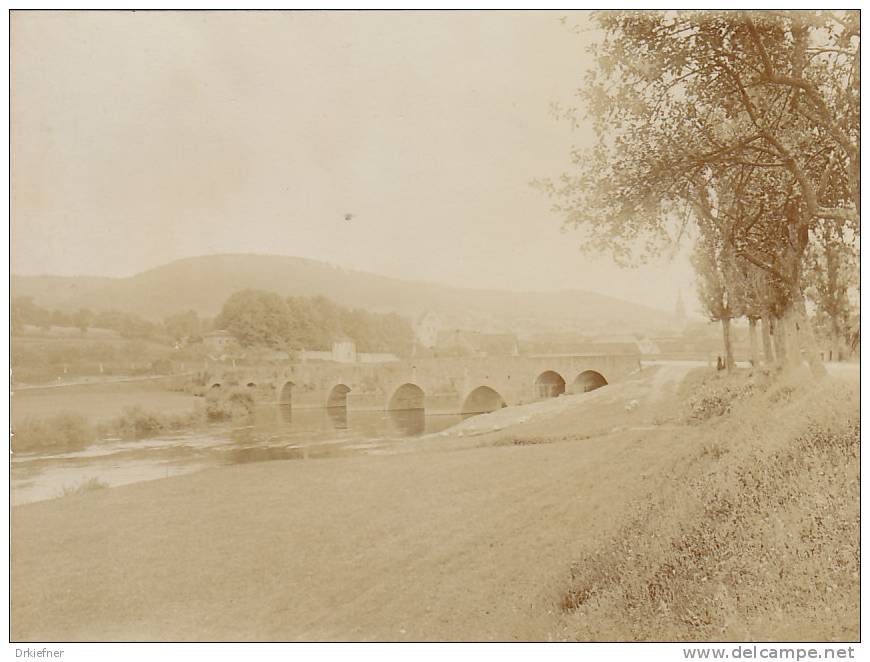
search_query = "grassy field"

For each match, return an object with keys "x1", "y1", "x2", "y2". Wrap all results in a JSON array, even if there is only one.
[
  {"x1": 11, "y1": 379, "x2": 198, "y2": 425},
  {"x1": 10, "y1": 365, "x2": 858, "y2": 642}
]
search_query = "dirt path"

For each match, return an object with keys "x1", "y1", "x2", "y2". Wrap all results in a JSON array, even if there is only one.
[{"x1": 12, "y1": 368, "x2": 703, "y2": 642}]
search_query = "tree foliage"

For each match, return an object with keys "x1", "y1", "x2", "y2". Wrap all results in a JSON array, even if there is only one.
[
  {"x1": 541, "y1": 10, "x2": 859, "y2": 368},
  {"x1": 11, "y1": 297, "x2": 160, "y2": 340},
  {"x1": 214, "y1": 290, "x2": 414, "y2": 356},
  {"x1": 163, "y1": 310, "x2": 202, "y2": 343}
]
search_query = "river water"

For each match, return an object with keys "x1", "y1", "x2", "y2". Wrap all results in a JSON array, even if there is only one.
[{"x1": 11, "y1": 405, "x2": 467, "y2": 506}]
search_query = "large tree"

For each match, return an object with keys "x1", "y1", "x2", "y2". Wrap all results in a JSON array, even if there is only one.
[
  {"x1": 216, "y1": 290, "x2": 415, "y2": 356},
  {"x1": 804, "y1": 221, "x2": 858, "y2": 360},
  {"x1": 215, "y1": 290, "x2": 292, "y2": 348},
  {"x1": 542, "y1": 10, "x2": 858, "y2": 374},
  {"x1": 691, "y1": 231, "x2": 741, "y2": 371},
  {"x1": 164, "y1": 310, "x2": 201, "y2": 344}
]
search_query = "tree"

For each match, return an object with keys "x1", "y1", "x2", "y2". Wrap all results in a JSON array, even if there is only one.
[
  {"x1": 804, "y1": 221, "x2": 858, "y2": 360},
  {"x1": 72, "y1": 308, "x2": 94, "y2": 335},
  {"x1": 692, "y1": 231, "x2": 742, "y2": 371},
  {"x1": 11, "y1": 297, "x2": 44, "y2": 332},
  {"x1": 541, "y1": 10, "x2": 858, "y2": 375},
  {"x1": 164, "y1": 310, "x2": 201, "y2": 344},
  {"x1": 730, "y1": 258, "x2": 765, "y2": 367},
  {"x1": 50, "y1": 309, "x2": 71, "y2": 328},
  {"x1": 215, "y1": 290, "x2": 292, "y2": 348}
]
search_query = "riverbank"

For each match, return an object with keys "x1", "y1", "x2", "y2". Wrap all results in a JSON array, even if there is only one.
[
  {"x1": 11, "y1": 379, "x2": 197, "y2": 425},
  {"x1": 11, "y1": 364, "x2": 858, "y2": 641}
]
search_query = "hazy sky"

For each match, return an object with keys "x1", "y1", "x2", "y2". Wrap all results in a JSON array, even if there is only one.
[{"x1": 11, "y1": 10, "x2": 694, "y2": 312}]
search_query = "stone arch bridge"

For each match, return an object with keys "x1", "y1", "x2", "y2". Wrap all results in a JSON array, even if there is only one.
[{"x1": 205, "y1": 354, "x2": 639, "y2": 416}]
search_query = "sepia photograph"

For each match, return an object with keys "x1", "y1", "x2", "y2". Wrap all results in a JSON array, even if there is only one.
[{"x1": 7, "y1": 6, "x2": 861, "y2": 654}]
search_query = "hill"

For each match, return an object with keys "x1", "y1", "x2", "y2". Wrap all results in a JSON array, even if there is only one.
[
  {"x1": 12, "y1": 254, "x2": 675, "y2": 336},
  {"x1": 10, "y1": 274, "x2": 118, "y2": 310}
]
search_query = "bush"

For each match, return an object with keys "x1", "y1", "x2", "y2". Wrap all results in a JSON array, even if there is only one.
[
  {"x1": 108, "y1": 406, "x2": 165, "y2": 438},
  {"x1": 205, "y1": 389, "x2": 255, "y2": 422},
  {"x1": 102, "y1": 406, "x2": 205, "y2": 440},
  {"x1": 12, "y1": 413, "x2": 93, "y2": 453},
  {"x1": 56, "y1": 476, "x2": 108, "y2": 498},
  {"x1": 684, "y1": 371, "x2": 758, "y2": 423}
]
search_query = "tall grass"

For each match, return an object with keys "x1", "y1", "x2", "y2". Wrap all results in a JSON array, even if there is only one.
[
  {"x1": 559, "y1": 371, "x2": 859, "y2": 641},
  {"x1": 204, "y1": 389, "x2": 255, "y2": 422},
  {"x1": 101, "y1": 387, "x2": 255, "y2": 438},
  {"x1": 12, "y1": 413, "x2": 93, "y2": 453},
  {"x1": 56, "y1": 476, "x2": 109, "y2": 498},
  {"x1": 100, "y1": 406, "x2": 205, "y2": 440},
  {"x1": 13, "y1": 387, "x2": 258, "y2": 452}
]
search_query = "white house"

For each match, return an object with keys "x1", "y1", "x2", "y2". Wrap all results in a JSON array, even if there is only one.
[{"x1": 414, "y1": 311, "x2": 441, "y2": 349}]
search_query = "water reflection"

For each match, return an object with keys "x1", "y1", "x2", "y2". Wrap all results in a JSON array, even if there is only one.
[
  {"x1": 389, "y1": 409, "x2": 426, "y2": 436},
  {"x1": 327, "y1": 406, "x2": 348, "y2": 430},
  {"x1": 12, "y1": 404, "x2": 470, "y2": 506},
  {"x1": 252, "y1": 405, "x2": 460, "y2": 440},
  {"x1": 223, "y1": 445, "x2": 306, "y2": 464}
]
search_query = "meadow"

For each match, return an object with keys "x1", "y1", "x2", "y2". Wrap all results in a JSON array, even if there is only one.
[{"x1": 11, "y1": 364, "x2": 858, "y2": 641}]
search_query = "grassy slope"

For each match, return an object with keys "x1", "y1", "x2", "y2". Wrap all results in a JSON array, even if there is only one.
[
  {"x1": 11, "y1": 367, "x2": 858, "y2": 642},
  {"x1": 556, "y1": 371, "x2": 859, "y2": 641}
]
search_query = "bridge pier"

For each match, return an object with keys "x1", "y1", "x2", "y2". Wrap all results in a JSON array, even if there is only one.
[{"x1": 203, "y1": 354, "x2": 637, "y2": 415}]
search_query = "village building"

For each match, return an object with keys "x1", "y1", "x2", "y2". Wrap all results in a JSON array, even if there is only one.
[
  {"x1": 413, "y1": 311, "x2": 441, "y2": 349},
  {"x1": 203, "y1": 330, "x2": 236, "y2": 353},
  {"x1": 299, "y1": 338, "x2": 400, "y2": 364}
]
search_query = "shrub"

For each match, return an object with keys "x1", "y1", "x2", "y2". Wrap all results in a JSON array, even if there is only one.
[
  {"x1": 102, "y1": 406, "x2": 205, "y2": 440},
  {"x1": 56, "y1": 476, "x2": 108, "y2": 498},
  {"x1": 684, "y1": 371, "x2": 758, "y2": 423},
  {"x1": 12, "y1": 413, "x2": 93, "y2": 453},
  {"x1": 205, "y1": 389, "x2": 255, "y2": 422},
  {"x1": 113, "y1": 406, "x2": 164, "y2": 438}
]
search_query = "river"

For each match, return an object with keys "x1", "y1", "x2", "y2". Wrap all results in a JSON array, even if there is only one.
[{"x1": 11, "y1": 405, "x2": 468, "y2": 506}]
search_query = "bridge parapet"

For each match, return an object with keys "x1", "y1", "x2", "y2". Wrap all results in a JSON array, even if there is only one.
[{"x1": 203, "y1": 353, "x2": 640, "y2": 413}]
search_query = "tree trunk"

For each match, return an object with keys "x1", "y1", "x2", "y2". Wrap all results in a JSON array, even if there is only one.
[
  {"x1": 780, "y1": 305, "x2": 803, "y2": 368},
  {"x1": 829, "y1": 326, "x2": 841, "y2": 362},
  {"x1": 761, "y1": 316, "x2": 774, "y2": 364},
  {"x1": 748, "y1": 318, "x2": 759, "y2": 367},
  {"x1": 794, "y1": 297, "x2": 827, "y2": 376},
  {"x1": 721, "y1": 317, "x2": 735, "y2": 372},
  {"x1": 772, "y1": 316, "x2": 786, "y2": 368}
]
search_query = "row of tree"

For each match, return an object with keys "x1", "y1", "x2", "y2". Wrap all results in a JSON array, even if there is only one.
[
  {"x1": 214, "y1": 289, "x2": 415, "y2": 356},
  {"x1": 11, "y1": 297, "x2": 165, "y2": 340},
  {"x1": 12, "y1": 292, "x2": 416, "y2": 358},
  {"x1": 543, "y1": 10, "x2": 859, "y2": 372}
]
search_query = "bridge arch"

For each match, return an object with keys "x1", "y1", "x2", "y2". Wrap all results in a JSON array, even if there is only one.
[
  {"x1": 574, "y1": 370, "x2": 607, "y2": 393},
  {"x1": 278, "y1": 381, "x2": 294, "y2": 407},
  {"x1": 462, "y1": 386, "x2": 506, "y2": 415},
  {"x1": 388, "y1": 383, "x2": 425, "y2": 411},
  {"x1": 209, "y1": 382, "x2": 222, "y2": 391},
  {"x1": 534, "y1": 370, "x2": 566, "y2": 399},
  {"x1": 246, "y1": 381, "x2": 257, "y2": 389},
  {"x1": 327, "y1": 384, "x2": 351, "y2": 409},
  {"x1": 328, "y1": 405, "x2": 348, "y2": 429}
]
